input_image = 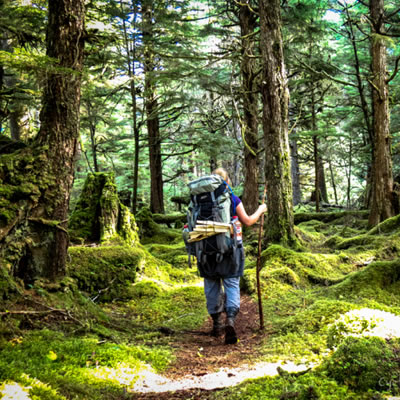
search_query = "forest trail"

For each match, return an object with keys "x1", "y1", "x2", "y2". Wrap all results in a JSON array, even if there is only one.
[{"x1": 131, "y1": 295, "x2": 312, "y2": 399}]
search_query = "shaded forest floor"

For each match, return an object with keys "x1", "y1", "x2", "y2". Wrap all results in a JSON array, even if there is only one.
[{"x1": 2, "y1": 208, "x2": 400, "y2": 399}]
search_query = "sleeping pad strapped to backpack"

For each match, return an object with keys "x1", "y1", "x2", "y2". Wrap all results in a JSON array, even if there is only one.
[{"x1": 183, "y1": 174, "x2": 244, "y2": 279}]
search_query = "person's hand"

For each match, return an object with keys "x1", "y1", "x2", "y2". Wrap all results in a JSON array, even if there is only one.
[{"x1": 259, "y1": 204, "x2": 267, "y2": 214}]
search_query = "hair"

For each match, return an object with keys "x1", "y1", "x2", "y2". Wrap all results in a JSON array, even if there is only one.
[{"x1": 213, "y1": 167, "x2": 229, "y2": 183}]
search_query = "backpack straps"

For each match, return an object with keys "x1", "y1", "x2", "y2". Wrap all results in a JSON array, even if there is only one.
[{"x1": 224, "y1": 180, "x2": 236, "y2": 216}]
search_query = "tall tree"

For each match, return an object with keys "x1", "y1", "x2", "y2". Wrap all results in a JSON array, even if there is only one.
[
  {"x1": 0, "y1": 0, "x2": 85, "y2": 283},
  {"x1": 142, "y1": 0, "x2": 164, "y2": 214},
  {"x1": 368, "y1": 0, "x2": 396, "y2": 226},
  {"x1": 237, "y1": 1, "x2": 260, "y2": 214},
  {"x1": 259, "y1": 0, "x2": 295, "y2": 244}
]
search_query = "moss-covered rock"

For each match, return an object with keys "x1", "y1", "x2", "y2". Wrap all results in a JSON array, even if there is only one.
[{"x1": 323, "y1": 336, "x2": 399, "y2": 393}]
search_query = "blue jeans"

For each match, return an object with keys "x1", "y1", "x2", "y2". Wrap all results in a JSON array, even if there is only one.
[{"x1": 204, "y1": 276, "x2": 240, "y2": 317}]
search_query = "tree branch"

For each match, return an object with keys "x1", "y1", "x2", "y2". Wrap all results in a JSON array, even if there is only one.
[{"x1": 386, "y1": 55, "x2": 400, "y2": 84}]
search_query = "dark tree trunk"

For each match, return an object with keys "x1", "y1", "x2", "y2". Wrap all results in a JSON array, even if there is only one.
[
  {"x1": 34, "y1": 0, "x2": 85, "y2": 280},
  {"x1": 0, "y1": 0, "x2": 85, "y2": 284},
  {"x1": 238, "y1": 2, "x2": 260, "y2": 214},
  {"x1": 368, "y1": 0, "x2": 395, "y2": 226},
  {"x1": 318, "y1": 156, "x2": 328, "y2": 203},
  {"x1": 120, "y1": 0, "x2": 140, "y2": 214},
  {"x1": 142, "y1": 0, "x2": 164, "y2": 214},
  {"x1": 290, "y1": 139, "x2": 301, "y2": 205},
  {"x1": 328, "y1": 160, "x2": 338, "y2": 205},
  {"x1": 259, "y1": 0, "x2": 295, "y2": 245}
]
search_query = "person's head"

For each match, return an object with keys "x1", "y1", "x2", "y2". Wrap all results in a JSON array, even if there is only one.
[{"x1": 213, "y1": 167, "x2": 230, "y2": 185}]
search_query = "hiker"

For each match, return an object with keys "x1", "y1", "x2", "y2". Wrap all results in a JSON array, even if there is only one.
[{"x1": 191, "y1": 167, "x2": 267, "y2": 344}]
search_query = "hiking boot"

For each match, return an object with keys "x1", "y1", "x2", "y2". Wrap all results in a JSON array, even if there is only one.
[
  {"x1": 210, "y1": 313, "x2": 224, "y2": 337},
  {"x1": 224, "y1": 317, "x2": 237, "y2": 345}
]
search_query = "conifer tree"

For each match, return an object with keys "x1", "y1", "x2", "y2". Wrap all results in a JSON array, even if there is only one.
[{"x1": 259, "y1": 0, "x2": 295, "y2": 244}]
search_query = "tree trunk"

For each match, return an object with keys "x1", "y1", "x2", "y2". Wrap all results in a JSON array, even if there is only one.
[
  {"x1": 290, "y1": 139, "x2": 301, "y2": 205},
  {"x1": 259, "y1": 0, "x2": 295, "y2": 245},
  {"x1": 120, "y1": 0, "x2": 141, "y2": 214},
  {"x1": 143, "y1": 0, "x2": 164, "y2": 214},
  {"x1": 368, "y1": 0, "x2": 395, "y2": 226},
  {"x1": 238, "y1": 2, "x2": 260, "y2": 214},
  {"x1": 0, "y1": 0, "x2": 85, "y2": 284}
]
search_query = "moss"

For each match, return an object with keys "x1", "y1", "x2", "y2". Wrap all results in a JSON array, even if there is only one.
[
  {"x1": 323, "y1": 336, "x2": 399, "y2": 393},
  {"x1": 294, "y1": 210, "x2": 369, "y2": 225},
  {"x1": 130, "y1": 280, "x2": 163, "y2": 298},
  {"x1": 367, "y1": 213, "x2": 400, "y2": 235},
  {"x1": 328, "y1": 259, "x2": 400, "y2": 306},
  {"x1": 135, "y1": 207, "x2": 184, "y2": 245},
  {"x1": 214, "y1": 369, "x2": 361, "y2": 399},
  {"x1": 144, "y1": 243, "x2": 189, "y2": 268},
  {"x1": 269, "y1": 266, "x2": 300, "y2": 286},
  {"x1": 69, "y1": 173, "x2": 139, "y2": 246},
  {"x1": 260, "y1": 244, "x2": 354, "y2": 288},
  {"x1": 336, "y1": 234, "x2": 381, "y2": 250},
  {"x1": 67, "y1": 245, "x2": 143, "y2": 301}
]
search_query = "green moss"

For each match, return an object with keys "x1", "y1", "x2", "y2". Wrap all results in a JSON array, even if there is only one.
[
  {"x1": 130, "y1": 280, "x2": 163, "y2": 298},
  {"x1": 214, "y1": 370, "x2": 361, "y2": 399},
  {"x1": 328, "y1": 259, "x2": 400, "y2": 306},
  {"x1": 69, "y1": 173, "x2": 139, "y2": 246},
  {"x1": 144, "y1": 243, "x2": 189, "y2": 268},
  {"x1": 125, "y1": 285, "x2": 207, "y2": 331},
  {"x1": 323, "y1": 336, "x2": 399, "y2": 393},
  {"x1": 259, "y1": 244, "x2": 354, "y2": 288},
  {"x1": 0, "y1": 329, "x2": 175, "y2": 400},
  {"x1": 367, "y1": 213, "x2": 400, "y2": 235},
  {"x1": 67, "y1": 245, "x2": 143, "y2": 301}
]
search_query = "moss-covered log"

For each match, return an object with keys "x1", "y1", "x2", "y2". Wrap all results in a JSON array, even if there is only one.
[
  {"x1": 294, "y1": 210, "x2": 369, "y2": 225},
  {"x1": 152, "y1": 213, "x2": 186, "y2": 227},
  {"x1": 69, "y1": 172, "x2": 139, "y2": 246},
  {"x1": 170, "y1": 196, "x2": 189, "y2": 212}
]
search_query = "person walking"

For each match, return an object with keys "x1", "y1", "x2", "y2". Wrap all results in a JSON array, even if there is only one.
[{"x1": 205, "y1": 168, "x2": 267, "y2": 344}]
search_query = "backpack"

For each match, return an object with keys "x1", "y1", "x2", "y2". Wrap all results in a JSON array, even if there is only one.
[{"x1": 183, "y1": 174, "x2": 243, "y2": 279}]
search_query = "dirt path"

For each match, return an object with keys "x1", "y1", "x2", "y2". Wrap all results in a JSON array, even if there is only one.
[{"x1": 130, "y1": 295, "x2": 311, "y2": 399}]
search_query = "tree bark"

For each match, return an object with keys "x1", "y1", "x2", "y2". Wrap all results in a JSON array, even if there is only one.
[
  {"x1": 0, "y1": 0, "x2": 85, "y2": 284},
  {"x1": 238, "y1": 2, "x2": 260, "y2": 214},
  {"x1": 290, "y1": 139, "x2": 301, "y2": 205},
  {"x1": 259, "y1": 0, "x2": 295, "y2": 245},
  {"x1": 142, "y1": 0, "x2": 164, "y2": 214},
  {"x1": 368, "y1": 0, "x2": 395, "y2": 226}
]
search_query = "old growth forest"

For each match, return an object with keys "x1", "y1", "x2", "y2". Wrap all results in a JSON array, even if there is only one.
[{"x1": 1, "y1": 0, "x2": 400, "y2": 398}]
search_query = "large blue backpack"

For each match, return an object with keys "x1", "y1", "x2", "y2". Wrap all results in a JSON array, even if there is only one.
[{"x1": 184, "y1": 174, "x2": 244, "y2": 279}]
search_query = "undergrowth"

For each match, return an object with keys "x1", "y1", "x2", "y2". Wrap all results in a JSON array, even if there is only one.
[{"x1": 2, "y1": 210, "x2": 400, "y2": 399}]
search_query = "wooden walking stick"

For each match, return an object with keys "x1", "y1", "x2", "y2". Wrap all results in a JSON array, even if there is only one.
[{"x1": 256, "y1": 184, "x2": 267, "y2": 330}]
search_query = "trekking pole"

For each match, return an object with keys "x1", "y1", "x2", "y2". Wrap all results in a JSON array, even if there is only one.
[{"x1": 256, "y1": 184, "x2": 267, "y2": 330}]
